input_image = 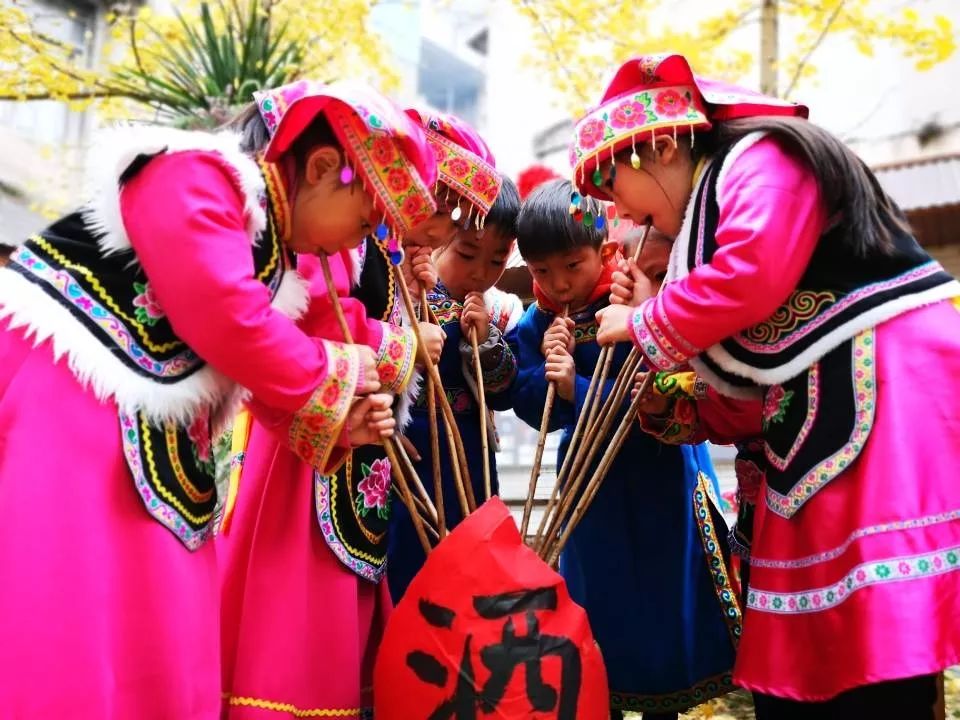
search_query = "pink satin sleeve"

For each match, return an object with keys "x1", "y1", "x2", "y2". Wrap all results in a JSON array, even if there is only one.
[
  {"x1": 628, "y1": 136, "x2": 828, "y2": 371},
  {"x1": 120, "y1": 151, "x2": 335, "y2": 413}
]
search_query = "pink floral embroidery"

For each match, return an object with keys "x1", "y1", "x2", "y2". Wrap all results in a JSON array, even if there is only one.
[
  {"x1": 132, "y1": 281, "x2": 164, "y2": 326},
  {"x1": 186, "y1": 408, "x2": 214, "y2": 473},
  {"x1": 762, "y1": 385, "x2": 794, "y2": 429},
  {"x1": 356, "y1": 458, "x2": 393, "y2": 520},
  {"x1": 610, "y1": 100, "x2": 647, "y2": 129},
  {"x1": 654, "y1": 88, "x2": 691, "y2": 117},
  {"x1": 577, "y1": 118, "x2": 607, "y2": 151},
  {"x1": 446, "y1": 157, "x2": 471, "y2": 179}
]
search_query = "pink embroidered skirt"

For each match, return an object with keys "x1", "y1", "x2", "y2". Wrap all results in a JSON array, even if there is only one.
[
  {"x1": 736, "y1": 299, "x2": 960, "y2": 699},
  {"x1": 217, "y1": 419, "x2": 387, "y2": 719},
  {"x1": 0, "y1": 320, "x2": 221, "y2": 718}
]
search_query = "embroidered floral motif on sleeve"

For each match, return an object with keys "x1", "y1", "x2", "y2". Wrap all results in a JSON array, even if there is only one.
[
  {"x1": 289, "y1": 340, "x2": 361, "y2": 471},
  {"x1": 375, "y1": 323, "x2": 416, "y2": 392}
]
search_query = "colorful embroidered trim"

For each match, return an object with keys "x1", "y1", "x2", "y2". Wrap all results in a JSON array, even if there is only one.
[
  {"x1": 164, "y1": 423, "x2": 215, "y2": 504},
  {"x1": 289, "y1": 340, "x2": 359, "y2": 471},
  {"x1": 224, "y1": 693, "x2": 367, "y2": 718},
  {"x1": 121, "y1": 411, "x2": 213, "y2": 551},
  {"x1": 572, "y1": 84, "x2": 710, "y2": 189},
  {"x1": 610, "y1": 671, "x2": 735, "y2": 713},
  {"x1": 747, "y1": 543, "x2": 960, "y2": 615},
  {"x1": 734, "y1": 263, "x2": 945, "y2": 354},
  {"x1": 693, "y1": 473, "x2": 743, "y2": 648},
  {"x1": 26, "y1": 236, "x2": 182, "y2": 353},
  {"x1": 744, "y1": 290, "x2": 837, "y2": 345},
  {"x1": 13, "y1": 243, "x2": 199, "y2": 377},
  {"x1": 628, "y1": 301, "x2": 678, "y2": 371},
  {"x1": 764, "y1": 330, "x2": 876, "y2": 517},
  {"x1": 259, "y1": 157, "x2": 292, "y2": 244},
  {"x1": 314, "y1": 470, "x2": 384, "y2": 582},
  {"x1": 426, "y1": 128, "x2": 501, "y2": 216},
  {"x1": 375, "y1": 323, "x2": 416, "y2": 393},
  {"x1": 328, "y1": 103, "x2": 436, "y2": 237},
  {"x1": 655, "y1": 293, "x2": 702, "y2": 357},
  {"x1": 750, "y1": 508, "x2": 960, "y2": 570},
  {"x1": 429, "y1": 295, "x2": 462, "y2": 326}
]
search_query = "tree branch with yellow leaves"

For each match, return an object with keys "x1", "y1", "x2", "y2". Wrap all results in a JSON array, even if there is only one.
[
  {"x1": 511, "y1": 0, "x2": 955, "y2": 113},
  {"x1": 0, "y1": 0, "x2": 398, "y2": 123}
]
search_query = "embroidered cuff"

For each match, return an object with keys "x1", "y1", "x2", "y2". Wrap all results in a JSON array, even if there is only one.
[
  {"x1": 375, "y1": 322, "x2": 416, "y2": 393},
  {"x1": 459, "y1": 325, "x2": 517, "y2": 394},
  {"x1": 289, "y1": 340, "x2": 360, "y2": 472},
  {"x1": 628, "y1": 296, "x2": 700, "y2": 371}
]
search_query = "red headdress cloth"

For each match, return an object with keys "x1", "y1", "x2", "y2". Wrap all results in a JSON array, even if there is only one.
[
  {"x1": 405, "y1": 108, "x2": 502, "y2": 228},
  {"x1": 254, "y1": 79, "x2": 438, "y2": 238},
  {"x1": 571, "y1": 53, "x2": 808, "y2": 200}
]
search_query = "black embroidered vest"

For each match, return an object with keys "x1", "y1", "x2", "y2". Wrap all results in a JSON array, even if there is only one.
[
  {"x1": 4, "y1": 150, "x2": 291, "y2": 548},
  {"x1": 683, "y1": 134, "x2": 959, "y2": 517},
  {"x1": 315, "y1": 237, "x2": 402, "y2": 582}
]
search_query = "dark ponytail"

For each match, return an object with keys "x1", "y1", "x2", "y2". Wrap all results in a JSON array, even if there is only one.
[{"x1": 700, "y1": 116, "x2": 910, "y2": 258}]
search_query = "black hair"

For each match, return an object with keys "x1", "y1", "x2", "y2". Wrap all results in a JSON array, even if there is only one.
[
  {"x1": 228, "y1": 101, "x2": 340, "y2": 172},
  {"x1": 697, "y1": 116, "x2": 910, "y2": 258},
  {"x1": 516, "y1": 178, "x2": 607, "y2": 262},
  {"x1": 482, "y1": 175, "x2": 520, "y2": 237}
]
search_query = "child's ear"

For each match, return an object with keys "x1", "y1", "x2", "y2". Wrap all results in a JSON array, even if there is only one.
[
  {"x1": 655, "y1": 134, "x2": 679, "y2": 167},
  {"x1": 599, "y1": 240, "x2": 620, "y2": 263},
  {"x1": 303, "y1": 146, "x2": 342, "y2": 187}
]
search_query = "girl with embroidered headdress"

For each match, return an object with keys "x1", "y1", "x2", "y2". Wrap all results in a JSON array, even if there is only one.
[
  {"x1": 212, "y1": 82, "x2": 454, "y2": 720},
  {"x1": 592, "y1": 53, "x2": 960, "y2": 717},
  {"x1": 320, "y1": 110, "x2": 512, "y2": 609},
  {"x1": 0, "y1": 79, "x2": 428, "y2": 716}
]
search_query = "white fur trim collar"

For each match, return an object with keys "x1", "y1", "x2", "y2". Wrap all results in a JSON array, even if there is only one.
[
  {"x1": 82, "y1": 125, "x2": 266, "y2": 257},
  {"x1": 0, "y1": 266, "x2": 309, "y2": 423}
]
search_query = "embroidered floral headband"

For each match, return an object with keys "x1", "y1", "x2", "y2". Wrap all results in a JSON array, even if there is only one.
[
  {"x1": 254, "y1": 80, "x2": 438, "y2": 246},
  {"x1": 571, "y1": 53, "x2": 807, "y2": 202}
]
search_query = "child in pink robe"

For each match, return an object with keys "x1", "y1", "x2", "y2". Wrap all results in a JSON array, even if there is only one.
[
  {"x1": 0, "y1": 80, "x2": 428, "y2": 718},
  {"x1": 216, "y1": 84, "x2": 447, "y2": 719},
  {"x1": 589, "y1": 53, "x2": 960, "y2": 718}
]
